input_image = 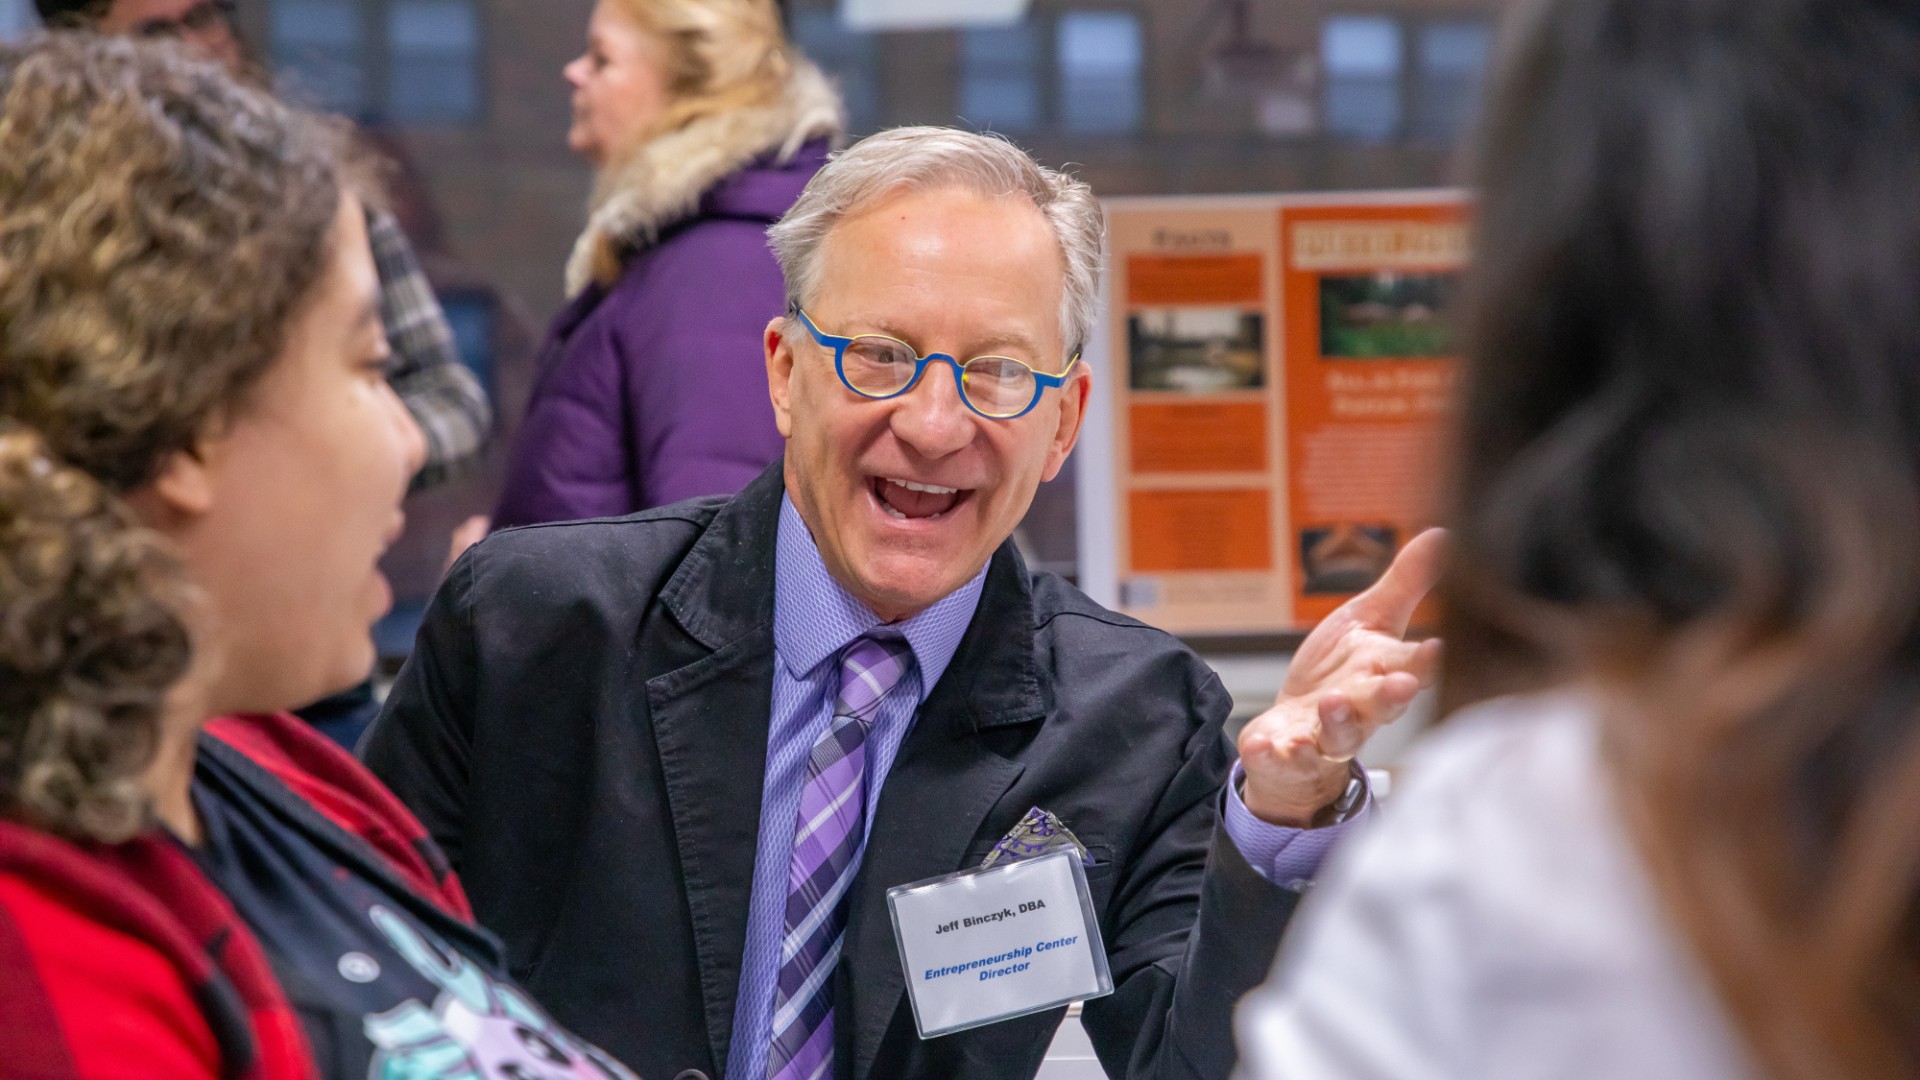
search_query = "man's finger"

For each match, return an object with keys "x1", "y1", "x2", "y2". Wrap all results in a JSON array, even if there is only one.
[
  {"x1": 1408, "y1": 637, "x2": 1443, "y2": 687},
  {"x1": 1339, "y1": 528, "x2": 1447, "y2": 637},
  {"x1": 1314, "y1": 694, "x2": 1359, "y2": 762},
  {"x1": 1322, "y1": 670, "x2": 1426, "y2": 739},
  {"x1": 1286, "y1": 634, "x2": 1440, "y2": 706},
  {"x1": 1363, "y1": 636, "x2": 1436, "y2": 682}
]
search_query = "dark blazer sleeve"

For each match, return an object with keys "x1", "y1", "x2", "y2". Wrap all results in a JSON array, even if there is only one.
[
  {"x1": 1081, "y1": 672, "x2": 1303, "y2": 1080},
  {"x1": 361, "y1": 546, "x2": 480, "y2": 870}
]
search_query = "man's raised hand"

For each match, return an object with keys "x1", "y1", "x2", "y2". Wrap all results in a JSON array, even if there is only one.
[{"x1": 1236, "y1": 529, "x2": 1446, "y2": 826}]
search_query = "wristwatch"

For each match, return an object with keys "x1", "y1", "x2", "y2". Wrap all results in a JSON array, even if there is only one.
[
  {"x1": 1233, "y1": 759, "x2": 1369, "y2": 827},
  {"x1": 1313, "y1": 761, "x2": 1369, "y2": 828}
]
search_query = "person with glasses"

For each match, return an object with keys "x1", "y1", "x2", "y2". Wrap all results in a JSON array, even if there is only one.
[{"x1": 364, "y1": 125, "x2": 1442, "y2": 1080}]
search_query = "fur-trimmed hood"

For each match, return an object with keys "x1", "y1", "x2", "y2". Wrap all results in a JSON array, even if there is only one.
[{"x1": 565, "y1": 57, "x2": 843, "y2": 297}]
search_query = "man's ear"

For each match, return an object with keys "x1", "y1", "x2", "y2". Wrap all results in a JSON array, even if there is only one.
[
  {"x1": 1040, "y1": 365, "x2": 1092, "y2": 483},
  {"x1": 765, "y1": 316, "x2": 796, "y2": 439}
]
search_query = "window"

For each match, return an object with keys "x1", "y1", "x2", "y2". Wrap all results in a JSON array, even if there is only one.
[
  {"x1": 272, "y1": 0, "x2": 369, "y2": 114},
  {"x1": 1411, "y1": 19, "x2": 1493, "y2": 141},
  {"x1": 270, "y1": 0, "x2": 482, "y2": 124},
  {"x1": 1057, "y1": 11, "x2": 1143, "y2": 134},
  {"x1": 0, "y1": 0, "x2": 32, "y2": 41},
  {"x1": 792, "y1": 10, "x2": 880, "y2": 134},
  {"x1": 960, "y1": 24, "x2": 1041, "y2": 133},
  {"x1": 1322, "y1": 15, "x2": 1403, "y2": 141},
  {"x1": 387, "y1": 0, "x2": 480, "y2": 122}
]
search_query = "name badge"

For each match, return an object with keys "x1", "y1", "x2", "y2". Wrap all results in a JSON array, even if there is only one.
[{"x1": 886, "y1": 849, "x2": 1114, "y2": 1038}]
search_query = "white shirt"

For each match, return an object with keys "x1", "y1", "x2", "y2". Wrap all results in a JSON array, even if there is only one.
[{"x1": 1236, "y1": 691, "x2": 1759, "y2": 1080}]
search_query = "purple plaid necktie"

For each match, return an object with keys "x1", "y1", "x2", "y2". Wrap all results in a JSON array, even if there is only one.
[{"x1": 767, "y1": 634, "x2": 915, "y2": 1080}]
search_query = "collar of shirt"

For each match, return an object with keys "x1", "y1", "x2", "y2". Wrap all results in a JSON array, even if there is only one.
[{"x1": 773, "y1": 493, "x2": 986, "y2": 698}]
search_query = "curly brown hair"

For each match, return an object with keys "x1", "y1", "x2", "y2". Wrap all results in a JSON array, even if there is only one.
[
  {"x1": 0, "y1": 427, "x2": 189, "y2": 841},
  {"x1": 0, "y1": 34, "x2": 357, "y2": 842}
]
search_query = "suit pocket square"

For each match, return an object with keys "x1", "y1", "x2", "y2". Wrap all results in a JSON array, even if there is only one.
[{"x1": 981, "y1": 806, "x2": 1094, "y2": 869}]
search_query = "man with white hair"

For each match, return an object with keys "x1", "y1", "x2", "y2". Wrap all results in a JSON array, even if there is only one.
[{"x1": 366, "y1": 126, "x2": 1439, "y2": 1080}]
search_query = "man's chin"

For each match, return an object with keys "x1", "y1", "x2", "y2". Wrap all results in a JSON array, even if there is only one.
[{"x1": 848, "y1": 556, "x2": 976, "y2": 622}]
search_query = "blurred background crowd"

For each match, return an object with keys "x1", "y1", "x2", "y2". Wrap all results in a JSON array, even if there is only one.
[{"x1": 0, "y1": 0, "x2": 1503, "y2": 657}]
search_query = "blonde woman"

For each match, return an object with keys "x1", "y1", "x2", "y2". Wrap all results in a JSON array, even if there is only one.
[{"x1": 494, "y1": 0, "x2": 844, "y2": 527}]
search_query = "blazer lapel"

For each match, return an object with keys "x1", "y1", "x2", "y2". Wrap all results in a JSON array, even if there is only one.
[
  {"x1": 841, "y1": 543, "x2": 1051, "y2": 1080},
  {"x1": 648, "y1": 629, "x2": 777, "y2": 1076},
  {"x1": 647, "y1": 465, "x2": 787, "y2": 1075}
]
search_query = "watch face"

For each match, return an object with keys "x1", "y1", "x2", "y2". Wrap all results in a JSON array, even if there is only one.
[{"x1": 1333, "y1": 769, "x2": 1367, "y2": 819}]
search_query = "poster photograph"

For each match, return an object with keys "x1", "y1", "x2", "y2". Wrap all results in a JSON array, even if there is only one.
[
  {"x1": 1318, "y1": 272, "x2": 1457, "y2": 360},
  {"x1": 1128, "y1": 308, "x2": 1267, "y2": 392}
]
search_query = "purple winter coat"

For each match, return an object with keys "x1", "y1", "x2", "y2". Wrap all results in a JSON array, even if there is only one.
[{"x1": 493, "y1": 140, "x2": 829, "y2": 527}]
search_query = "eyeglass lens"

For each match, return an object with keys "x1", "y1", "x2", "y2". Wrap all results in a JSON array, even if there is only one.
[{"x1": 841, "y1": 336, "x2": 1037, "y2": 417}]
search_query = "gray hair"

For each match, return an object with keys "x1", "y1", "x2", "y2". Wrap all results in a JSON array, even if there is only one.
[{"x1": 767, "y1": 126, "x2": 1105, "y2": 357}]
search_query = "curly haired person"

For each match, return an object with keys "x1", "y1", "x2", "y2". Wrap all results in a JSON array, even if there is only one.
[{"x1": 0, "y1": 36, "x2": 633, "y2": 1080}]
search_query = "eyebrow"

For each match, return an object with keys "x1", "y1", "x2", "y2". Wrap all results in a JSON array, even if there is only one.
[{"x1": 843, "y1": 315, "x2": 1045, "y2": 359}]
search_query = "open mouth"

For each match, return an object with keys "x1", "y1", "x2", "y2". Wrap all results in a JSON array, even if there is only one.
[{"x1": 871, "y1": 476, "x2": 972, "y2": 521}]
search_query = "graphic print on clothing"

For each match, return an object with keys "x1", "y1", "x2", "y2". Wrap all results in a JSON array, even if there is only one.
[
  {"x1": 186, "y1": 740, "x2": 638, "y2": 1080},
  {"x1": 364, "y1": 905, "x2": 638, "y2": 1080}
]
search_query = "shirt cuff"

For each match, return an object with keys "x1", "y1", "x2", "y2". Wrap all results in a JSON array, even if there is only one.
[{"x1": 1221, "y1": 760, "x2": 1372, "y2": 887}]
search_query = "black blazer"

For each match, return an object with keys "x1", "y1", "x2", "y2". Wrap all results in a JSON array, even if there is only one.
[{"x1": 364, "y1": 465, "x2": 1300, "y2": 1080}]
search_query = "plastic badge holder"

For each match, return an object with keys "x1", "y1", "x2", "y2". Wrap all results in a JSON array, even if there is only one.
[{"x1": 886, "y1": 848, "x2": 1114, "y2": 1039}]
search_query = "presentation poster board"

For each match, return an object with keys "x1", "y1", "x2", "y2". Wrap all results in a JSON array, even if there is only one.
[{"x1": 1098, "y1": 192, "x2": 1466, "y2": 636}]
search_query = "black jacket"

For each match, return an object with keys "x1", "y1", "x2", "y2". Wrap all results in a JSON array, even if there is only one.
[{"x1": 364, "y1": 465, "x2": 1300, "y2": 1080}]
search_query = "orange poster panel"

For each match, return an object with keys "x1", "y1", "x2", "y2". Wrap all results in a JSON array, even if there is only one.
[
  {"x1": 1129, "y1": 489, "x2": 1273, "y2": 573},
  {"x1": 1128, "y1": 401, "x2": 1267, "y2": 474},
  {"x1": 1281, "y1": 200, "x2": 1466, "y2": 625},
  {"x1": 1126, "y1": 254, "x2": 1263, "y2": 306}
]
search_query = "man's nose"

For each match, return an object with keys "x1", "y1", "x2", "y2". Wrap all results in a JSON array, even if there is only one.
[{"x1": 889, "y1": 359, "x2": 976, "y2": 458}]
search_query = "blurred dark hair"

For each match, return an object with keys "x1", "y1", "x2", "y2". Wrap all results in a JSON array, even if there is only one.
[
  {"x1": 0, "y1": 35, "x2": 357, "y2": 842},
  {"x1": 31, "y1": 0, "x2": 108, "y2": 28},
  {"x1": 1438, "y1": 1, "x2": 1920, "y2": 1076}
]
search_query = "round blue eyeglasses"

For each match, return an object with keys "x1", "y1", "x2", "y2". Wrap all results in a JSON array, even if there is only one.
[{"x1": 791, "y1": 305, "x2": 1079, "y2": 420}]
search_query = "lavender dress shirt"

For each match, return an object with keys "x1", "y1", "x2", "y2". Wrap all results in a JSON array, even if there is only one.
[{"x1": 724, "y1": 496, "x2": 1359, "y2": 1080}]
